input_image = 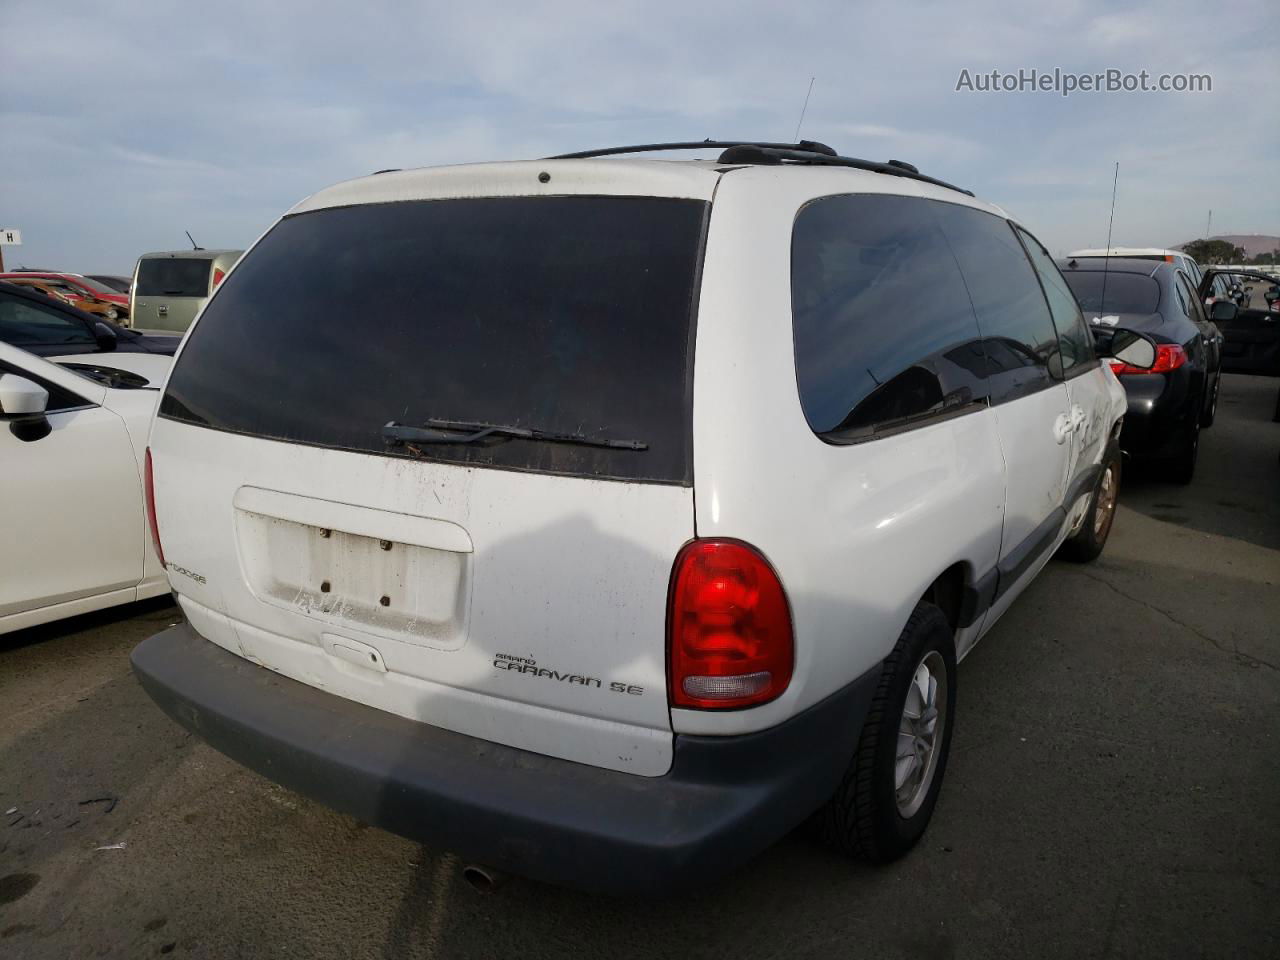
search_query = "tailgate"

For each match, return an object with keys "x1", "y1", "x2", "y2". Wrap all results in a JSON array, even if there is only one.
[
  {"x1": 149, "y1": 184, "x2": 713, "y2": 776},
  {"x1": 151, "y1": 423, "x2": 692, "y2": 776}
]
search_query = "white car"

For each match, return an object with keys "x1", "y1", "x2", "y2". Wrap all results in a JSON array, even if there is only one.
[
  {"x1": 132, "y1": 140, "x2": 1156, "y2": 894},
  {"x1": 1068, "y1": 246, "x2": 1204, "y2": 286},
  {"x1": 0, "y1": 343, "x2": 170, "y2": 634}
]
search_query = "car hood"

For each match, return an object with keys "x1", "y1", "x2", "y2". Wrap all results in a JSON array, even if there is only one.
[{"x1": 48, "y1": 351, "x2": 174, "y2": 388}]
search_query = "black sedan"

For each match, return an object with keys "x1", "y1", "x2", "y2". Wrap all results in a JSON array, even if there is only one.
[
  {"x1": 0, "y1": 280, "x2": 180, "y2": 358},
  {"x1": 1060, "y1": 258, "x2": 1227, "y2": 483}
]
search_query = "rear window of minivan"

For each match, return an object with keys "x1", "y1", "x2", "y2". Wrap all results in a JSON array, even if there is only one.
[
  {"x1": 136, "y1": 258, "x2": 213, "y2": 298},
  {"x1": 158, "y1": 196, "x2": 707, "y2": 484}
]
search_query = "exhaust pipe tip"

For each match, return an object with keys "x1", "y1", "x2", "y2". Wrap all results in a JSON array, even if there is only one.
[{"x1": 461, "y1": 864, "x2": 505, "y2": 894}]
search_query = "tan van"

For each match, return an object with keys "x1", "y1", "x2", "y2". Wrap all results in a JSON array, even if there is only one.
[{"x1": 130, "y1": 250, "x2": 242, "y2": 332}]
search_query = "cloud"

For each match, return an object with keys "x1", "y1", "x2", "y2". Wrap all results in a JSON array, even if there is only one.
[{"x1": 0, "y1": 0, "x2": 1275, "y2": 270}]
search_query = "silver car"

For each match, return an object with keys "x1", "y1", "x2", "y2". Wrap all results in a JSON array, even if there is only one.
[{"x1": 129, "y1": 250, "x2": 242, "y2": 332}]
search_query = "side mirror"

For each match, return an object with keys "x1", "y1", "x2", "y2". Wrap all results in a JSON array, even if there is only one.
[
  {"x1": 93, "y1": 321, "x2": 119, "y2": 351},
  {"x1": 0, "y1": 373, "x2": 52, "y2": 441},
  {"x1": 1092, "y1": 327, "x2": 1157, "y2": 369},
  {"x1": 0, "y1": 374, "x2": 49, "y2": 417},
  {"x1": 1210, "y1": 301, "x2": 1238, "y2": 322}
]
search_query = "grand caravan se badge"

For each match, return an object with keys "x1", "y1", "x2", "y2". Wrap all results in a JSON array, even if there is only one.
[{"x1": 492, "y1": 653, "x2": 644, "y2": 696}]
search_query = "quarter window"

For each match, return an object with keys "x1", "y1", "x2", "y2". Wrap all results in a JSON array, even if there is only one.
[
  {"x1": 790, "y1": 194, "x2": 987, "y2": 441},
  {"x1": 1014, "y1": 226, "x2": 1097, "y2": 377},
  {"x1": 931, "y1": 204, "x2": 1063, "y2": 398}
]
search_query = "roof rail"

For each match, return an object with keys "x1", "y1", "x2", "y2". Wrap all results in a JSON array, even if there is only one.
[
  {"x1": 543, "y1": 139, "x2": 972, "y2": 196},
  {"x1": 547, "y1": 139, "x2": 839, "y2": 160}
]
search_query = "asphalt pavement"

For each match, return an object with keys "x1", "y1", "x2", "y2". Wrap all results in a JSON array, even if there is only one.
[{"x1": 2, "y1": 374, "x2": 1277, "y2": 960}]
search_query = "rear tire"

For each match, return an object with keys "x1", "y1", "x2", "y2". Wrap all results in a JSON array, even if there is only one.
[
  {"x1": 815, "y1": 603, "x2": 956, "y2": 863},
  {"x1": 1059, "y1": 440, "x2": 1121, "y2": 563},
  {"x1": 1201, "y1": 376, "x2": 1219, "y2": 428},
  {"x1": 1167, "y1": 419, "x2": 1200, "y2": 485}
]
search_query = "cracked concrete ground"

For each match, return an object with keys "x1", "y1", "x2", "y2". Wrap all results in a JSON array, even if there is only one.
[{"x1": 2, "y1": 374, "x2": 1277, "y2": 960}]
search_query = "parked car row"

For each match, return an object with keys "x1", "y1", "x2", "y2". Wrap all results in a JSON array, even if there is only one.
[
  {"x1": 0, "y1": 270, "x2": 132, "y2": 322},
  {"x1": 0, "y1": 248, "x2": 242, "y2": 334},
  {"x1": 1061, "y1": 247, "x2": 1280, "y2": 479}
]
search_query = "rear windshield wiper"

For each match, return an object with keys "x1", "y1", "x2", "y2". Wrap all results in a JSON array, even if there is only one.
[{"x1": 383, "y1": 420, "x2": 648, "y2": 451}]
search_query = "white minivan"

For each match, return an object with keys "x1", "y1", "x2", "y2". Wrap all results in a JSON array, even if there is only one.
[{"x1": 132, "y1": 141, "x2": 1155, "y2": 894}]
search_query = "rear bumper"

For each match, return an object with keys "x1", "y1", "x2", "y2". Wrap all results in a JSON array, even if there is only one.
[
  {"x1": 1117, "y1": 369, "x2": 1198, "y2": 457},
  {"x1": 131, "y1": 622, "x2": 880, "y2": 895}
]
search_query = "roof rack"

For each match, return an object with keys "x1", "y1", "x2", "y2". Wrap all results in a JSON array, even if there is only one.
[{"x1": 544, "y1": 140, "x2": 973, "y2": 197}]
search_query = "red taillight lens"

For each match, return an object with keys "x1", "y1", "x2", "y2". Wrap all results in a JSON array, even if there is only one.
[
  {"x1": 667, "y1": 540, "x2": 793, "y2": 709},
  {"x1": 1110, "y1": 343, "x2": 1187, "y2": 376},
  {"x1": 212, "y1": 269, "x2": 225, "y2": 287},
  {"x1": 144, "y1": 448, "x2": 165, "y2": 567}
]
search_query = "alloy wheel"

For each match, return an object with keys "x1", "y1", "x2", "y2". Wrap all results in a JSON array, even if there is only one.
[
  {"x1": 895, "y1": 651, "x2": 948, "y2": 818},
  {"x1": 1093, "y1": 464, "x2": 1117, "y2": 539}
]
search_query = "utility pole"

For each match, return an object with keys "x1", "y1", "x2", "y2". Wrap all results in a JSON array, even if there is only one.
[{"x1": 1205, "y1": 210, "x2": 1212, "y2": 239}]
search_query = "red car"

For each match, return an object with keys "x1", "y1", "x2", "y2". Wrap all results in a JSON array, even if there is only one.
[{"x1": 0, "y1": 271, "x2": 131, "y2": 322}]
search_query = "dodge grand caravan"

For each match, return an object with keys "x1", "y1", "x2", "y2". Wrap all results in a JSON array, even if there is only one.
[{"x1": 132, "y1": 140, "x2": 1156, "y2": 894}]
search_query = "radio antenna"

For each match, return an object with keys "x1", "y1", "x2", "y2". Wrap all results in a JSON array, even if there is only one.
[
  {"x1": 185, "y1": 230, "x2": 203, "y2": 251},
  {"x1": 792, "y1": 77, "x2": 816, "y2": 142},
  {"x1": 1099, "y1": 162, "x2": 1120, "y2": 314}
]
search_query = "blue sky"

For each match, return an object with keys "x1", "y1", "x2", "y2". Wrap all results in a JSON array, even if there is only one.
[{"x1": 2, "y1": 0, "x2": 1276, "y2": 273}]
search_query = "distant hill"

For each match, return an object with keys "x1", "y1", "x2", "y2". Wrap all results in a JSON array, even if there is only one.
[{"x1": 1172, "y1": 234, "x2": 1280, "y2": 259}]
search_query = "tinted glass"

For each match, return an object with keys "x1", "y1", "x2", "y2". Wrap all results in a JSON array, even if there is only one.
[
  {"x1": 1015, "y1": 227, "x2": 1096, "y2": 376},
  {"x1": 0, "y1": 293, "x2": 94, "y2": 345},
  {"x1": 932, "y1": 204, "x2": 1061, "y2": 397},
  {"x1": 1172, "y1": 274, "x2": 1191, "y2": 317},
  {"x1": 71, "y1": 276, "x2": 122, "y2": 296},
  {"x1": 1177, "y1": 273, "x2": 1209, "y2": 322},
  {"x1": 791, "y1": 194, "x2": 986, "y2": 440},
  {"x1": 135, "y1": 258, "x2": 212, "y2": 297},
  {"x1": 1059, "y1": 271, "x2": 1160, "y2": 314},
  {"x1": 161, "y1": 196, "x2": 706, "y2": 484},
  {"x1": 90, "y1": 276, "x2": 131, "y2": 293}
]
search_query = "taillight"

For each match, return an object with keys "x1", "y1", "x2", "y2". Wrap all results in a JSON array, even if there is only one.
[
  {"x1": 667, "y1": 540, "x2": 793, "y2": 709},
  {"x1": 144, "y1": 448, "x2": 165, "y2": 567},
  {"x1": 1110, "y1": 343, "x2": 1187, "y2": 376},
  {"x1": 212, "y1": 269, "x2": 225, "y2": 288}
]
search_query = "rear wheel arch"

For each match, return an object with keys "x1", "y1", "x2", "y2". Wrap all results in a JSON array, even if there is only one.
[{"x1": 921, "y1": 562, "x2": 967, "y2": 636}]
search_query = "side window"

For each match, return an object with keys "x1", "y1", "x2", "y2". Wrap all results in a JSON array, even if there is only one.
[
  {"x1": 1177, "y1": 273, "x2": 1208, "y2": 322},
  {"x1": 0, "y1": 293, "x2": 95, "y2": 346},
  {"x1": 791, "y1": 194, "x2": 987, "y2": 442},
  {"x1": 1171, "y1": 273, "x2": 1191, "y2": 318},
  {"x1": 1014, "y1": 226, "x2": 1097, "y2": 377},
  {"x1": 931, "y1": 203, "x2": 1062, "y2": 400}
]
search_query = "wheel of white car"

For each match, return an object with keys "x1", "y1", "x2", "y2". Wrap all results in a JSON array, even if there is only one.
[
  {"x1": 1059, "y1": 438, "x2": 1121, "y2": 563},
  {"x1": 815, "y1": 601, "x2": 956, "y2": 863}
]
